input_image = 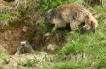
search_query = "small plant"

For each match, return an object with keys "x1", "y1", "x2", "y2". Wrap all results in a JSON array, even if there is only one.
[
  {"x1": 37, "y1": 0, "x2": 76, "y2": 13},
  {"x1": 60, "y1": 37, "x2": 85, "y2": 55},
  {"x1": 37, "y1": 19, "x2": 53, "y2": 33},
  {"x1": 0, "y1": 10, "x2": 21, "y2": 26},
  {"x1": 47, "y1": 61, "x2": 79, "y2": 69},
  {"x1": 0, "y1": 11, "x2": 13, "y2": 25},
  {"x1": 1, "y1": 11, "x2": 12, "y2": 21},
  {"x1": 0, "y1": 53, "x2": 9, "y2": 64},
  {"x1": 22, "y1": 58, "x2": 39, "y2": 67}
]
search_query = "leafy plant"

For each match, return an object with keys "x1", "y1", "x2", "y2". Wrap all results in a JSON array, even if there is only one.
[
  {"x1": 37, "y1": 0, "x2": 76, "y2": 13},
  {"x1": 37, "y1": 19, "x2": 53, "y2": 33}
]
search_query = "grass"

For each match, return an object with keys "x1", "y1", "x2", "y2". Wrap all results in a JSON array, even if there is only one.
[
  {"x1": 0, "y1": 11, "x2": 12, "y2": 22},
  {"x1": 15, "y1": 1, "x2": 106, "y2": 69},
  {"x1": 0, "y1": 53, "x2": 9, "y2": 64},
  {"x1": 37, "y1": 19, "x2": 53, "y2": 34},
  {"x1": 43, "y1": 3, "x2": 106, "y2": 69},
  {"x1": 17, "y1": 57, "x2": 39, "y2": 67},
  {"x1": 47, "y1": 61, "x2": 80, "y2": 69},
  {"x1": 37, "y1": 0, "x2": 76, "y2": 13},
  {"x1": 0, "y1": 0, "x2": 106, "y2": 69}
]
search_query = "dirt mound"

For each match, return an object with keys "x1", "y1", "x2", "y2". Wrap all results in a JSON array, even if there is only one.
[
  {"x1": 0, "y1": 25, "x2": 26, "y2": 54},
  {"x1": 0, "y1": 0, "x2": 66, "y2": 55},
  {"x1": 0, "y1": 21, "x2": 66, "y2": 55}
]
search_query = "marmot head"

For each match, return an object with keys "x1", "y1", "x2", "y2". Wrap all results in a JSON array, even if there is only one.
[
  {"x1": 20, "y1": 40, "x2": 29, "y2": 47},
  {"x1": 44, "y1": 10, "x2": 56, "y2": 24}
]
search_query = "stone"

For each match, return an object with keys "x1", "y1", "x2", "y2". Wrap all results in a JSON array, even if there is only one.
[
  {"x1": 22, "y1": 26, "x2": 28, "y2": 32},
  {"x1": 47, "y1": 44, "x2": 59, "y2": 51},
  {"x1": 44, "y1": 32, "x2": 51, "y2": 37}
]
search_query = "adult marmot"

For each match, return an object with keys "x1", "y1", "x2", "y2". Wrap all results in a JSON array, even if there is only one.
[{"x1": 44, "y1": 4, "x2": 98, "y2": 34}]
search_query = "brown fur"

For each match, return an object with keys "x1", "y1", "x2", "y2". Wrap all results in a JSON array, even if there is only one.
[
  {"x1": 44, "y1": 4, "x2": 98, "y2": 34},
  {"x1": 15, "y1": 40, "x2": 34, "y2": 55}
]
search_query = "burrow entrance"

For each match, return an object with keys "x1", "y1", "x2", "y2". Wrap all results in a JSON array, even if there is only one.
[
  {"x1": 0, "y1": 0, "x2": 66, "y2": 55},
  {"x1": 0, "y1": 17, "x2": 66, "y2": 55}
]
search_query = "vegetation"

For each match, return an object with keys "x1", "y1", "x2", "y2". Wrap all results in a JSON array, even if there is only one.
[
  {"x1": 0, "y1": 0, "x2": 106, "y2": 69},
  {"x1": 0, "y1": 53, "x2": 9, "y2": 64},
  {"x1": 17, "y1": 57, "x2": 39, "y2": 67},
  {"x1": 37, "y1": 0, "x2": 75, "y2": 13},
  {"x1": 37, "y1": 0, "x2": 106, "y2": 69}
]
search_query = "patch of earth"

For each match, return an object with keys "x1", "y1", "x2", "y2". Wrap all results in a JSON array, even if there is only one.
[
  {"x1": 0, "y1": 0, "x2": 65, "y2": 55},
  {"x1": 0, "y1": 24, "x2": 29, "y2": 55},
  {"x1": 0, "y1": 52, "x2": 54, "y2": 69}
]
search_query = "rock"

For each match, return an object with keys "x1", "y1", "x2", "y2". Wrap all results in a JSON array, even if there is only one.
[
  {"x1": 47, "y1": 44, "x2": 59, "y2": 51},
  {"x1": 4, "y1": 32, "x2": 8, "y2": 40},
  {"x1": 22, "y1": 26, "x2": 28, "y2": 32},
  {"x1": 44, "y1": 32, "x2": 51, "y2": 37}
]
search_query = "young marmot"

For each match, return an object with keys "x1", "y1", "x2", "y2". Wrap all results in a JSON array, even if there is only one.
[{"x1": 15, "y1": 40, "x2": 34, "y2": 55}]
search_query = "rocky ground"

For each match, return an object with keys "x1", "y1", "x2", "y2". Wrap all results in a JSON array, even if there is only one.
[{"x1": 0, "y1": 52, "x2": 54, "y2": 69}]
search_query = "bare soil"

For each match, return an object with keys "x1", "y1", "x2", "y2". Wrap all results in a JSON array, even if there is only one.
[{"x1": 0, "y1": 0, "x2": 66, "y2": 55}]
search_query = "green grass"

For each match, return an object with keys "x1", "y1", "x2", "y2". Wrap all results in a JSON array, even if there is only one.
[
  {"x1": 0, "y1": 53, "x2": 9, "y2": 64},
  {"x1": 45, "y1": 4, "x2": 106, "y2": 69},
  {"x1": 0, "y1": 0, "x2": 106, "y2": 69},
  {"x1": 35, "y1": 1, "x2": 106, "y2": 68},
  {"x1": 37, "y1": 0, "x2": 76, "y2": 13},
  {"x1": 47, "y1": 61, "x2": 80, "y2": 69},
  {"x1": 37, "y1": 19, "x2": 53, "y2": 34},
  {"x1": 17, "y1": 57, "x2": 39, "y2": 67},
  {"x1": 1, "y1": 11, "x2": 12, "y2": 21}
]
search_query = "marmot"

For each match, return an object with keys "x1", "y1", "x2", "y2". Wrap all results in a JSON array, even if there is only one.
[
  {"x1": 44, "y1": 4, "x2": 98, "y2": 34},
  {"x1": 15, "y1": 40, "x2": 34, "y2": 55}
]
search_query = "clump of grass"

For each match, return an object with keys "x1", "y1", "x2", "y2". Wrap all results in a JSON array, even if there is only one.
[
  {"x1": 17, "y1": 57, "x2": 39, "y2": 67},
  {"x1": 60, "y1": 39, "x2": 85, "y2": 55},
  {"x1": 0, "y1": 11, "x2": 12, "y2": 21},
  {"x1": 47, "y1": 61, "x2": 80, "y2": 69},
  {"x1": 37, "y1": 19, "x2": 53, "y2": 33},
  {"x1": 94, "y1": 56, "x2": 106, "y2": 69},
  {"x1": 0, "y1": 10, "x2": 21, "y2": 27},
  {"x1": 0, "y1": 53, "x2": 9, "y2": 64},
  {"x1": 37, "y1": 0, "x2": 76, "y2": 13},
  {"x1": 0, "y1": 11, "x2": 13, "y2": 26}
]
